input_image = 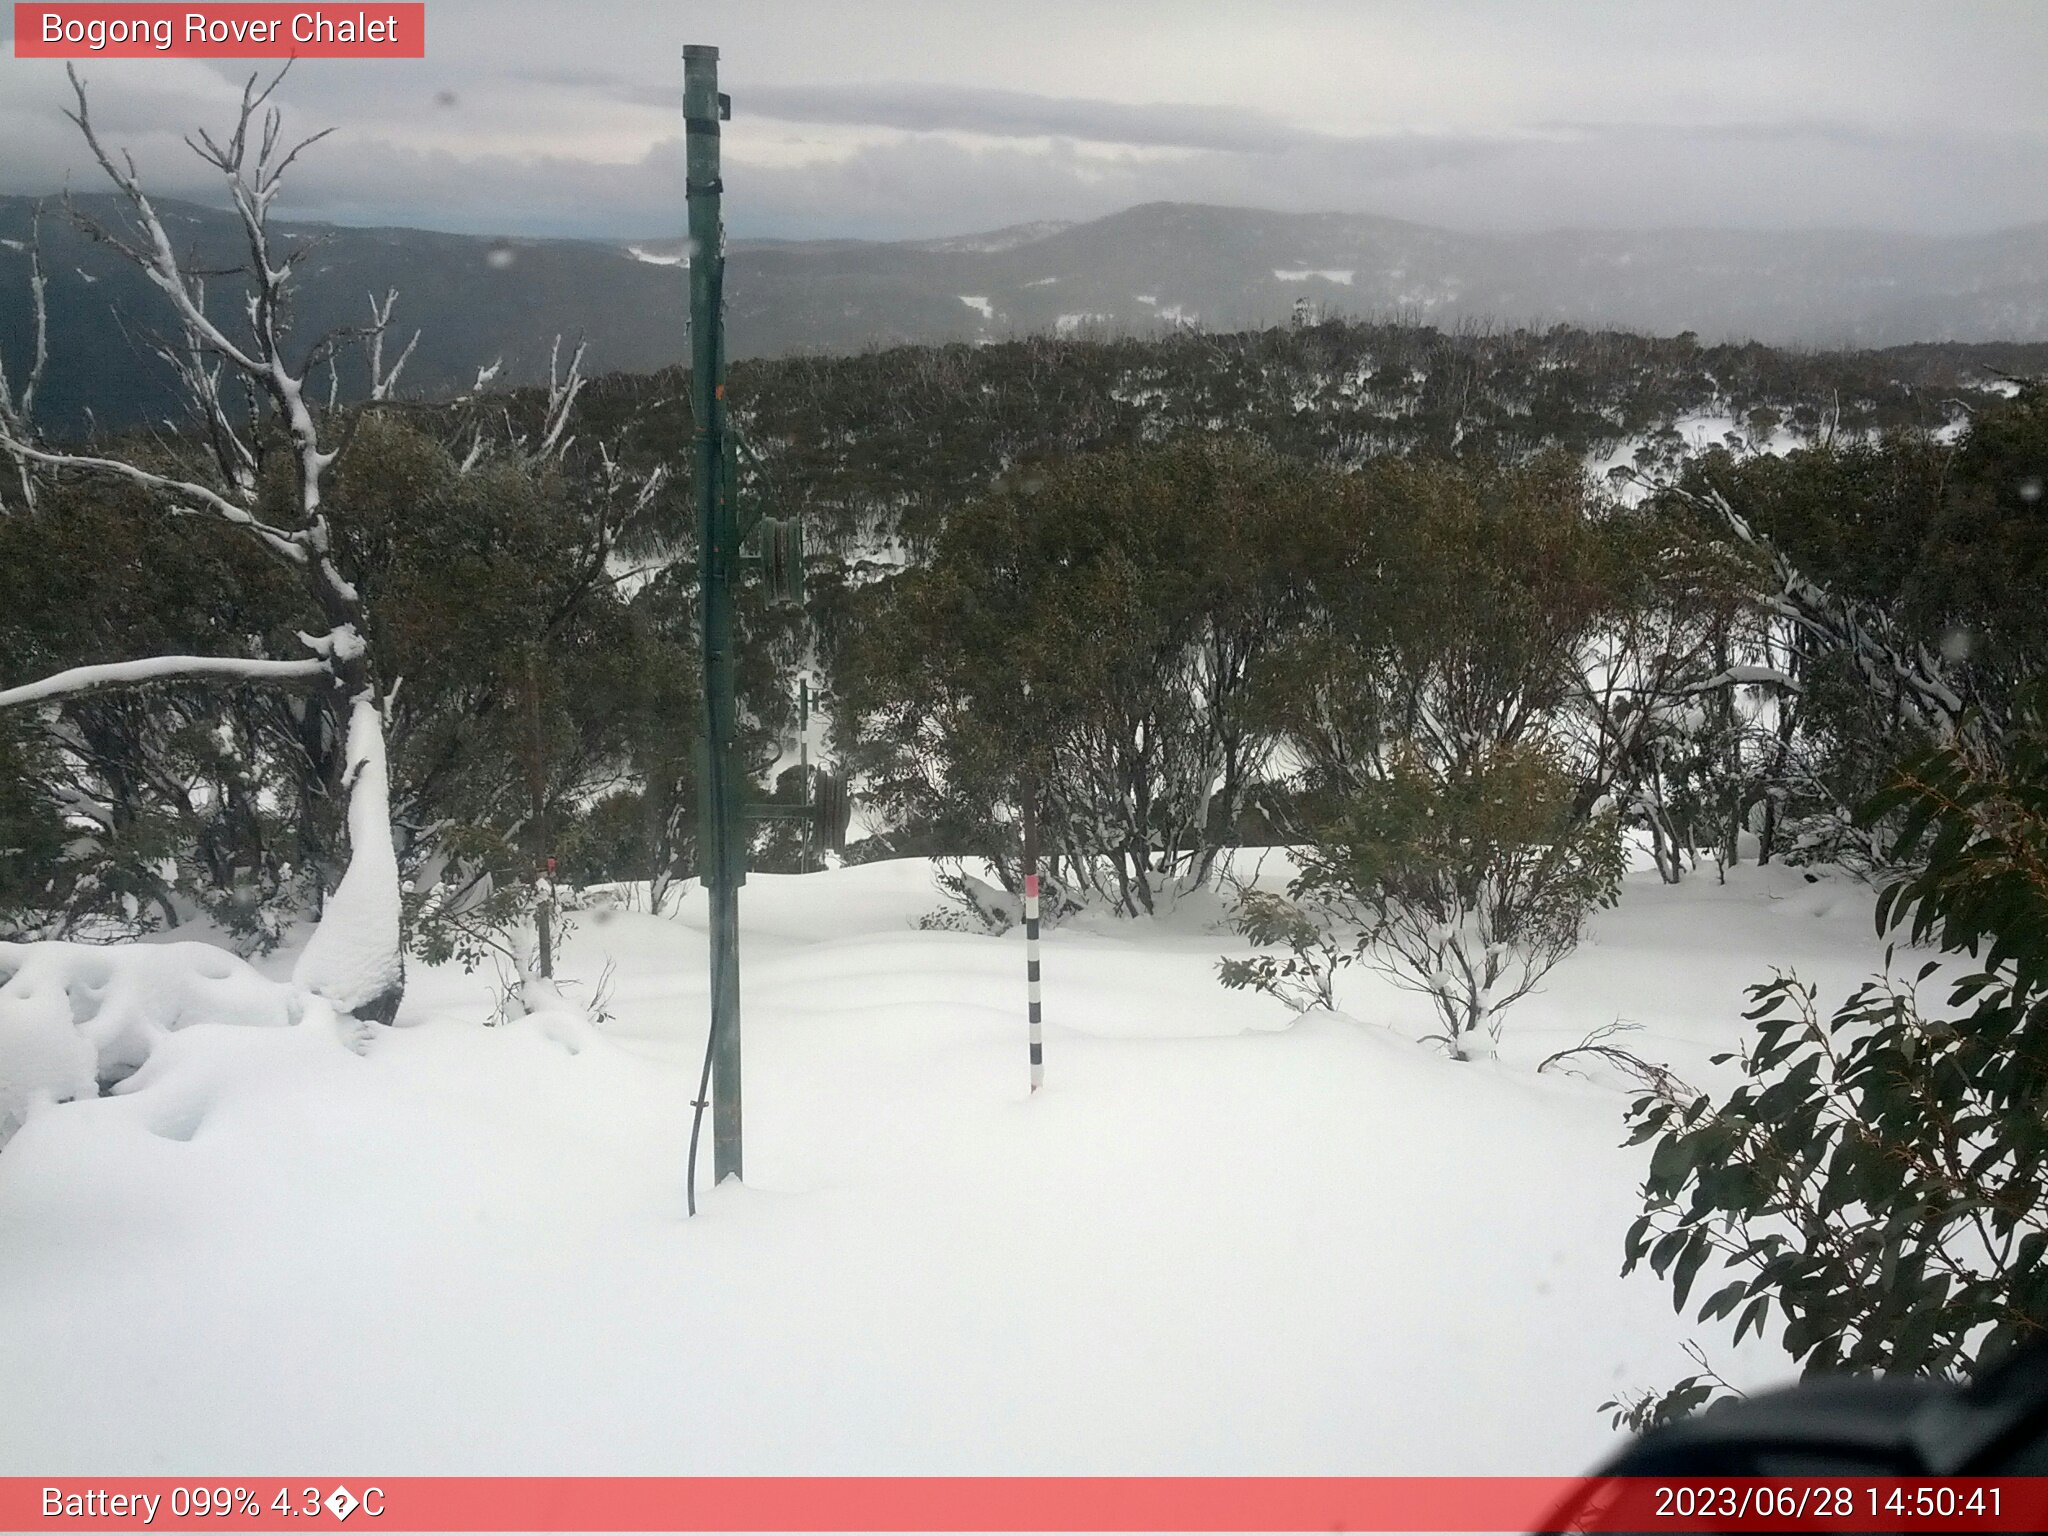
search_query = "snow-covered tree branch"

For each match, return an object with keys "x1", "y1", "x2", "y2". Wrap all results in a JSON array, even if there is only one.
[
  {"x1": 0, "y1": 655, "x2": 329, "y2": 711},
  {"x1": 366, "y1": 289, "x2": 419, "y2": 402},
  {"x1": 1683, "y1": 482, "x2": 1971, "y2": 741}
]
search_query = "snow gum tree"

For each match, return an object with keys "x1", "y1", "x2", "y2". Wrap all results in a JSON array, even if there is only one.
[
  {"x1": 0, "y1": 69, "x2": 411, "y2": 1021},
  {"x1": 0, "y1": 471, "x2": 308, "y2": 939},
  {"x1": 332, "y1": 414, "x2": 684, "y2": 988},
  {"x1": 1644, "y1": 388, "x2": 2048, "y2": 877},
  {"x1": 841, "y1": 437, "x2": 1318, "y2": 917},
  {"x1": 1230, "y1": 454, "x2": 1630, "y2": 1055}
]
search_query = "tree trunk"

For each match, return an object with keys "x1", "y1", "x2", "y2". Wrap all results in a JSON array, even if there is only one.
[
  {"x1": 1714, "y1": 626, "x2": 1741, "y2": 875},
  {"x1": 291, "y1": 692, "x2": 405, "y2": 1025},
  {"x1": 291, "y1": 522, "x2": 407, "y2": 1022},
  {"x1": 1646, "y1": 798, "x2": 1683, "y2": 885},
  {"x1": 524, "y1": 646, "x2": 554, "y2": 981},
  {"x1": 1759, "y1": 693, "x2": 1797, "y2": 865}
]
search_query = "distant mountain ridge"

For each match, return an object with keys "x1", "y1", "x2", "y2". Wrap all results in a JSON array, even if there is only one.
[{"x1": 3, "y1": 195, "x2": 2045, "y2": 433}]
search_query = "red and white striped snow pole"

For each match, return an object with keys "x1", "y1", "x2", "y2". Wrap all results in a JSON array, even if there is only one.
[
  {"x1": 1025, "y1": 875, "x2": 1044, "y2": 1092},
  {"x1": 1023, "y1": 776, "x2": 1043, "y2": 1093}
]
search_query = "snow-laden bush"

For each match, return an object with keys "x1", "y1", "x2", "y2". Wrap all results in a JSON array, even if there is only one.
[
  {"x1": 1219, "y1": 889, "x2": 1348, "y2": 1014},
  {"x1": 919, "y1": 867, "x2": 1081, "y2": 935},
  {"x1": 1224, "y1": 746, "x2": 1625, "y2": 1056},
  {"x1": 0, "y1": 939, "x2": 297, "y2": 1149}
]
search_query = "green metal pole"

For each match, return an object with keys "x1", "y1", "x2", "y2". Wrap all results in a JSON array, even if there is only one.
[{"x1": 685, "y1": 43, "x2": 743, "y2": 1186}]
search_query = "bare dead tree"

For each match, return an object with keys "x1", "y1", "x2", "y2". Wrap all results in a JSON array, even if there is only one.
[
  {"x1": 0, "y1": 199, "x2": 50, "y2": 513},
  {"x1": 0, "y1": 65, "x2": 410, "y2": 1023},
  {"x1": 445, "y1": 333, "x2": 588, "y2": 476},
  {"x1": 366, "y1": 288, "x2": 420, "y2": 402}
]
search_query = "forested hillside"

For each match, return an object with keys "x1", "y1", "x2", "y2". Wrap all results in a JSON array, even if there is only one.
[
  {"x1": 9, "y1": 311, "x2": 2046, "y2": 955},
  {"x1": 533, "y1": 319, "x2": 2048, "y2": 558},
  {"x1": 8, "y1": 192, "x2": 2048, "y2": 435}
]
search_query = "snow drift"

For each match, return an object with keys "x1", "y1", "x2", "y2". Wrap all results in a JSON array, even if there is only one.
[
  {"x1": 0, "y1": 855, "x2": 1901, "y2": 1476},
  {"x1": 0, "y1": 939, "x2": 298, "y2": 1148}
]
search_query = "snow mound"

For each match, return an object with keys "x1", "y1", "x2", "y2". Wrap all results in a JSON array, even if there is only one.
[
  {"x1": 0, "y1": 939, "x2": 298, "y2": 1149},
  {"x1": 0, "y1": 988, "x2": 95, "y2": 1148},
  {"x1": 512, "y1": 972, "x2": 612, "y2": 1056}
]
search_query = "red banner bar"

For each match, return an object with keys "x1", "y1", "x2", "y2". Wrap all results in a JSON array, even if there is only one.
[
  {"x1": 13, "y1": 5, "x2": 425, "y2": 58},
  {"x1": 5, "y1": 1477, "x2": 2048, "y2": 1532}
]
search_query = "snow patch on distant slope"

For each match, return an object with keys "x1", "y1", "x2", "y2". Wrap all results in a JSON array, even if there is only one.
[
  {"x1": 915, "y1": 220, "x2": 1073, "y2": 254},
  {"x1": 1586, "y1": 408, "x2": 1819, "y2": 504},
  {"x1": 1055, "y1": 313, "x2": 1114, "y2": 337}
]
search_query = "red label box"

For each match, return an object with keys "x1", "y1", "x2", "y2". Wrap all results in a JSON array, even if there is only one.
[
  {"x1": 13, "y1": 4, "x2": 426, "y2": 58},
  {"x1": 6, "y1": 1476, "x2": 2048, "y2": 1532}
]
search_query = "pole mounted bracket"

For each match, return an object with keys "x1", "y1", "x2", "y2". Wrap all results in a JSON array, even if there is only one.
[
  {"x1": 742, "y1": 770, "x2": 850, "y2": 852},
  {"x1": 723, "y1": 430, "x2": 805, "y2": 605},
  {"x1": 744, "y1": 803, "x2": 814, "y2": 822},
  {"x1": 748, "y1": 516, "x2": 806, "y2": 605},
  {"x1": 683, "y1": 97, "x2": 731, "y2": 134}
]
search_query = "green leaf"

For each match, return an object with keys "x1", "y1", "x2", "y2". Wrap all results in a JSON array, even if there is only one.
[
  {"x1": 1672, "y1": 1230, "x2": 1714, "y2": 1310},
  {"x1": 1698, "y1": 1278, "x2": 1750, "y2": 1323}
]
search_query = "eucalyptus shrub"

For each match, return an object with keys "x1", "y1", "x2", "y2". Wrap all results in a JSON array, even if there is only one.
[
  {"x1": 1226, "y1": 745, "x2": 1624, "y2": 1056},
  {"x1": 1620, "y1": 695, "x2": 2048, "y2": 1424}
]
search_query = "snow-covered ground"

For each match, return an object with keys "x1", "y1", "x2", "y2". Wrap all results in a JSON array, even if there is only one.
[
  {"x1": 1584, "y1": 409, "x2": 1812, "y2": 501},
  {"x1": 0, "y1": 855, "x2": 1895, "y2": 1476}
]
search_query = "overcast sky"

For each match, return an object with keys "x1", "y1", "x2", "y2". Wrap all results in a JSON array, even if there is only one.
[{"x1": 2, "y1": 1, "x2": 2044, "y2": 241}]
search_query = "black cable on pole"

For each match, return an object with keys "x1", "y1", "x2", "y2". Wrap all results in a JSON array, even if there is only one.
[{"x1": 685, "y1": 1010, "x2": 716, "y2": 1218}]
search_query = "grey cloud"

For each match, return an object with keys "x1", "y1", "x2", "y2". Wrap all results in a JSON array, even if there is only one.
[
  {"x1": 511, "y1": 66, "x2": 635, "y2": 91},
  {"x1": 509, "y1": 65, "x2": 677, "y2": 110},
  {"x1": 12, "y1": 110, "x2": 2044, "y2": 246},
  {"x1": 1531, "y1": 117, "x2": 2040, "y2": 153},
  {"x1": 738, "y1": 82, "x2": 1327, "y2": 155},
  {"x1": 5, "y1": 3, "x2": 2048, "y2": 244}
]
